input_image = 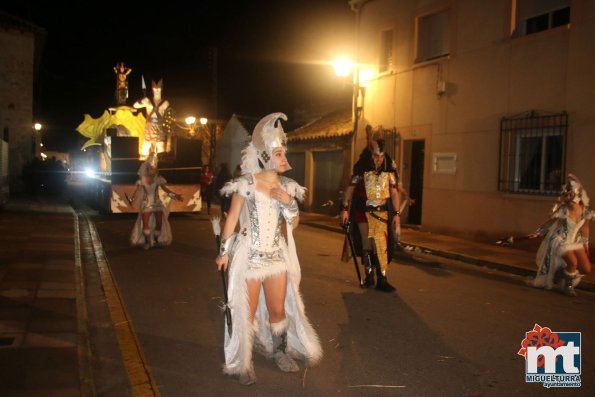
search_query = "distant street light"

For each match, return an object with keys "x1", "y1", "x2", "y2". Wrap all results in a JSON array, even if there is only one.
[
  {"x1": 182, "y1": 115, "x2": 216, "y2": 167},
  {"x1": 33, "y1": 122, "x2": 43, "y2": 158},
  {"x1": 185, "y1": 116, "x2": 197, "y2": 136}
]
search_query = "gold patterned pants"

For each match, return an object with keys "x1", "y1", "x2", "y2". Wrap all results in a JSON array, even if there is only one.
[{"x1": 365, "y1": 211, "x2": 389, "y2": 273}]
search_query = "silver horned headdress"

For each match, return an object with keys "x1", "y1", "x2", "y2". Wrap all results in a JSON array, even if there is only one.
[
  {"x1": 138, "y1": 152, "x2": 159, "y2": 177},
  {"x1": 562, "y1": 173, "x2": 589, "y2": 206},
  {"x1": 240, "y1": 112, "x2": 291, "y2": 174},
  {"x1": 370, "y1": 131, "x2": 386, "y2": 155}
]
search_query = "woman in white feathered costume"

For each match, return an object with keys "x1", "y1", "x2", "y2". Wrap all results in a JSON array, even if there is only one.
[
  {"x1": 129, "y1": 153, "x2": 183, "y2": 249},
  {"x1": 215, "y1": 113, "x2": 322, "y2": 385},
  {"x1": 530, "y1": 174, "x2": 593, "y2": 296}
]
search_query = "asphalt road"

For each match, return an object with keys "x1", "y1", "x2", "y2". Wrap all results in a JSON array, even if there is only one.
[{"x1": 92, "y1": 213, "x2": 595, "y2": 397}]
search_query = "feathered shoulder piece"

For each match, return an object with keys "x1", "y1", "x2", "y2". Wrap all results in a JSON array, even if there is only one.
[
  {"x1": 240, "y1": 142, "x2": 261, "y2": 175},
  {"x1": 280, "y1": 176, "x2": 307, "y2": 203},
  {"x1": 219, "y1": 174, "x2": 254, "y2": 199}
]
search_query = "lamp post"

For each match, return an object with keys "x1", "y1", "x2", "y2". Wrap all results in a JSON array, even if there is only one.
[
  {"x1": 333, "y1": 58, "x2": 365, "y2": 172},
  {"x1": 183, "y1": 115, "x2": 215, "y2": 168},
  {"x1": 199, "y1": 117, "x2": 217, "y2": 169},
  {"x1": 33, "y1": 122, "x2": 42, "y2": 158}
]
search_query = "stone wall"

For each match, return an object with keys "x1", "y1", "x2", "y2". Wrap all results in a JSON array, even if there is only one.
[{"x1": 0, "y1": 27, "x2": 35, "y2": 192}]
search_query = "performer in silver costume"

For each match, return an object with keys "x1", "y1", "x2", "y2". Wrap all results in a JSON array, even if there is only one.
[
  {"x1": 530, "y1": 174, "x2": 593, "y2": 296},
  {"x1": 133, "y1": 79, "x2": 170, "y2": 157},
  {"x1": 215, "y1": 113, "x2": 322, "y2": 386},
  {"x1": 129, "y1": 153, "x2": 182, "y2": 249}
]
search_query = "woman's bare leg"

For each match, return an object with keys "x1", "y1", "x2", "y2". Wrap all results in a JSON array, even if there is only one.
[
  {"x1": 155, "y1": 211, "x2": 163, "y2": 231},
  {"x1": 246, "y1": 279, "x2": 262, "y2": 322},
  {"x1": 262, "y1": 273, "x2": 288, "y2": 323},
  {"x1": 574, "y1": 249, "x2": 591, "y2": 274},
  {"x1": 141, "y1": 212, "x2": 151, "y2": 233},
  {"x1": 562, "y1": 251, "x2": 578, "y2": 273}
]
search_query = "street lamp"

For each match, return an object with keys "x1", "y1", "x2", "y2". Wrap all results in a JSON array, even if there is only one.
[
  {"x1": 182, "y1": 115, "x2": 215, "y2": 167},
  {"x1": 33, "y1": 122, "x2": 42, "y2": 158},
  {"x1": 199, "y1": 117, "x2": 216, "y2": 169},
  {"x1": 184, "y1": 116, "x2": 197, "y2": 136},
  {"x1": 333, "y1": 58, "x2": 353, "y2": 77}
]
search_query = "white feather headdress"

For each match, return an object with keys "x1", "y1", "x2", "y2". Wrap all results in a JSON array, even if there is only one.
[{"x1": 240, "y1": 112, "x2": 291, "y2": 174}]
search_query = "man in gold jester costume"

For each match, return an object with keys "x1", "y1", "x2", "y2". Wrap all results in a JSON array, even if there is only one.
[{"x1": 341, "y1": 127, "x2": 401, "y2": 292}]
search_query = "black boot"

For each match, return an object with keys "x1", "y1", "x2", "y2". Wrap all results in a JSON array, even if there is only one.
[
  {"x1": 361, "y1": 252, "x2": 375, "y2": 288},
  {"x1": 373, "y1": 255, "x2": 395, "y2": 292}
]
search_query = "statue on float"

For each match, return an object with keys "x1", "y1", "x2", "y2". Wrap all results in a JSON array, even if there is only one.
[{"x1": 133, "y1": 78, "x2": 171, "y2": 157}]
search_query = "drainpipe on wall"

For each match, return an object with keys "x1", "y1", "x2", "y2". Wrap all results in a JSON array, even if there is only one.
[{"x1": 348, "y1": 0, "x2": 372, "y2": 173}]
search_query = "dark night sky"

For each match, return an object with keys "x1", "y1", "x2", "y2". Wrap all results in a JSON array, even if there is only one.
[{"x1": 2, "y1": 0, "x2": 354, "y2": 151}]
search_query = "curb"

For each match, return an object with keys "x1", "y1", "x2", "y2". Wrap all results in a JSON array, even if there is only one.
[{"x1": 300, "y1": 221, "x2": 595, "y2": 294}]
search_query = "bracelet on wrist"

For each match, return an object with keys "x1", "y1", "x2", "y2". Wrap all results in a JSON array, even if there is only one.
[{"x1": 219, "y1": 235, "x2": 234, "y2": 257}]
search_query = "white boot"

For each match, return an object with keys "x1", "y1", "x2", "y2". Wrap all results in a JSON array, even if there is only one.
[
  {"x1": 143, "y1": 229, "x2": 151, "y2": 250},
  {"x1": 270, "y1": 318, "x2": 299, "y2": 373},
  {"x1": 560, "y1": 270, "x2": 582, "y2": 297},
  {"x1": 239, "y1": 321, "x2": 259, "y2": 385},
  {"x1": 238, "y1": 362, "x2": 256, "y2": 386}
]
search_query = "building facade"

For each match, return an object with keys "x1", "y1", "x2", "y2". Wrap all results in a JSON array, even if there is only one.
[
  {"x1": 348, "y1": 0, "x2": 594, "y2": 241},
  {"x1": 0, "y1": 12, "x2": 45, "y2": 192},
  {"x1": 287, "y1": 110, "x2": 353, "y2": 214}
]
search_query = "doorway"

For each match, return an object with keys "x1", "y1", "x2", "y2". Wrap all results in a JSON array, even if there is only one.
[
  {"x1": 403, "y1": 140, "x2": 424, "y2": 225},
  {"x1": 312, "y1": 150, "x2": 344, "y2": 215}
]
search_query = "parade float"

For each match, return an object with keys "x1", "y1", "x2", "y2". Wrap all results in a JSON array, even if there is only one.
[{"x1": 76, "y1": 62, "x2": 202, "y2": 213}]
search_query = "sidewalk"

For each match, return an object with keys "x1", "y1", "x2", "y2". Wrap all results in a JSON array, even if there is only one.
[
  {"x1": 0, "y1": 194, "x2": 81, "y2": 396},
  {"x1": 299, "y1": 211, "x2": 595, "y2": 293}
]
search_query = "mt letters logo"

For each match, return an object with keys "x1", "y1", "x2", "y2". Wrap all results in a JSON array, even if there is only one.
[{"x1": 518, "y1": 324, "x2": 581, "y2": 388}]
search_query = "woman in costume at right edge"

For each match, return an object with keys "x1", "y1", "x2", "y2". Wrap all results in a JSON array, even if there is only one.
[
  {"x1": 215, "y1": 113, "x2": 322, "y2": 385},
  {"x1": 530, "y1": 174, "x2": 593, "y2": 296}
]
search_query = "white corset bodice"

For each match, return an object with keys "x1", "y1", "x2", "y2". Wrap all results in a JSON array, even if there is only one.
[
  {"x1": 565, "y1": 217, "x2": 585, "y2": 244},
  {"x1": 254, "y1": 190, "x2": 281, "y2": 251}
]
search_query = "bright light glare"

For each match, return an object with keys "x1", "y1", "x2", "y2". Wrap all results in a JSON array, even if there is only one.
[
  {"x1": 185, "y1": 116, "x2": 196, "y2": 126},
  {"x1": 359, "y1": 69, "x2": 375, "y2": 86},
  {"x1": 34, "y1": 123, "x2": 42, "y2": 131},
  {"x1": 199, "y1": 117, "x2": 208, "y2": 125},
  {"x1": 84, "y1": 168, "x2": 95, "y2": 178},
  {"x1": 333, "y1": 58, "x2": 353, "y2": 77}
]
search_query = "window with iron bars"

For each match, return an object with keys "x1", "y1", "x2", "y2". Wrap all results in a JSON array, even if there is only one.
[{"x1": 499, "y1": 111, "x2": 567, "y2": 195}]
